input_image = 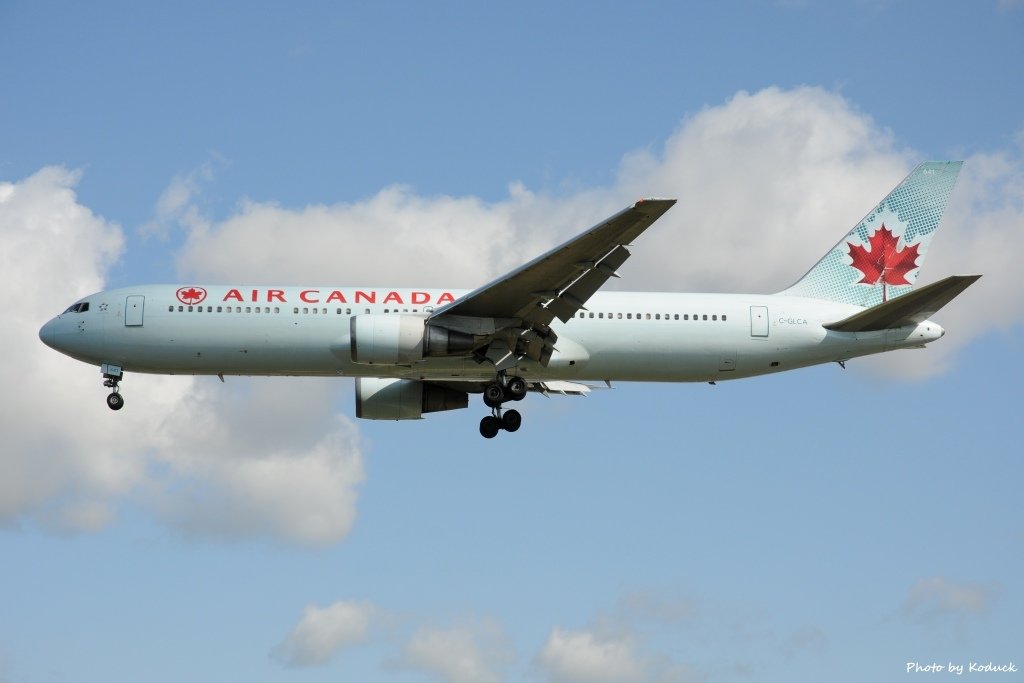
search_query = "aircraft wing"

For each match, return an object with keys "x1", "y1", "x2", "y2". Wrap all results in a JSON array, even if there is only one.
[{"x1": 430, "y1": 199, "x2": 676, "y2": 326}]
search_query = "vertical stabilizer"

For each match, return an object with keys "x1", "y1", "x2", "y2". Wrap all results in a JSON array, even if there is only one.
[{"x1": 780, "y1": 161, "x2": 962, "y2": 306}]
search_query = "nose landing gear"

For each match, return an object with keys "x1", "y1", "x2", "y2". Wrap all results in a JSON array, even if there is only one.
[
  {"x1": 478, "y1": 374, "x2": 526, "y2": 438},
  {"x1": 102, "y1": 364, "x2": 125, "y2": 411}
]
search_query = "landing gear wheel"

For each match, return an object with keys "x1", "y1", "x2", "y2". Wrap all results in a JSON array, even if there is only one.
[
  {"x1": 506, "y1": 376, "x2": 527, "y2": 401},
  {"x1": 106, "y1": 392, "x2": 124, "y2": 411},
  {"x1": 483, "y1": 383, "x2": 505, "y2": 408},
  {"x1": 501, "y1": 409, "x2": 522, "y2": 433},
  {"x1": 479, "y1": 415, "x2": 501, "y2": 439}
]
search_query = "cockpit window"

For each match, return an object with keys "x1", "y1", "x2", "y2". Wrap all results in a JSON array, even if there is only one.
[{"x1": 63, "y1": 302, "x2": 90, "y2": 314}]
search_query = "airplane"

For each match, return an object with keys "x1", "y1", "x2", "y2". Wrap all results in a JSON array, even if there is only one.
[{"x1": 40, "y1": 161, "x2": 980, "y2": 438}]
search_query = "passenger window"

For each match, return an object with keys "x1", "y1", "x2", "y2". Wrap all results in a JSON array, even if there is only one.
[
  {"x1": 655, "y1": 314, "x2": 660, "y2": 320},
  {"x1": 703, "y1": 314, "x2": 708, "y2": 320},
  {"x1": 246, "y1": 307, "x2": 252, "y2": 314},
  {"x1": 645, "y1": 313, "x2": 651, "y2": 320},
  {"x1": 168, "y1": 305, "x2": 173, "y2": 312},
  {"x1": 188, "y1": 306, "x2": 194, "y2": 312},
  {"x1": 722, "y1": 314, "x2": 727, "y2": 321},
  {"x1": 684, "y1": 314, "x2": 688, "y2": 320},
  {"x1": 674, "y1": 314, "x2": 679, "y2": 320},
  {"x1": 713, "y1": 314, "x2": 718, "y2": 321}
]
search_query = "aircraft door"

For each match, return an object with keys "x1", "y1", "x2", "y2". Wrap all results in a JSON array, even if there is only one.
[
  {"x1": 125, "y1": 295, "x2": 145, "y2": 326},
  {"x1": 750, "y1": 306, "x2": 768, "y2": 337}
]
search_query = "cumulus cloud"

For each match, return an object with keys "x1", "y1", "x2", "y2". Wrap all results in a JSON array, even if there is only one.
[
  {"x1": 396, "y1": 619, "x2": 515, "y2": 683},
  {"x1": 140, "y1": 159, "x2": 219, "y2": 240},
  {"x1": 172, "y1": 86, "x2": 1024, "y2": 381},
  {"x1": 1, "y1": 167, "x2": 364, "y2": 544},
  {"x1": 536, "y1": 628, "x2": 655, "y2": 683},
  {"x1": 902, "y1": 576, "x2": 999, "y2": 623},
  {"x1": 272, "y1": 600, "x2": 378, "y2": 667},
  {"x1": 0, "y1": 166, "x2": 131, "y2": 530},
  {"x1": 147, "y1": 377, "x2": 364, "y2": 545},
  {"x1": 8, "y1": 85, "x2": 1023, "y2": 535}
]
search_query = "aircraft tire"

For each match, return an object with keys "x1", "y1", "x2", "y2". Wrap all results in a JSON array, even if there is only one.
[
  {"x1": 480, "y1": 415, "x2": 501, "y2": 439},
  {"x1": 506, "y1": 377, "x2": 527, "y2": 401},
  {"x1": 483, "y1": 383, "x2": 505, "y2": 408},
  {"x1": 106, "y1": 392, "x2": 124, "y2": 411},
  {"x1": 501, "y1": 409, "x2": 522, "y2": 432}
]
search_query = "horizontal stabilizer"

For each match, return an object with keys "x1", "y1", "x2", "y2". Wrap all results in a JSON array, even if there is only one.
[{"x1": 824, "y1": 275, "x2": 981, "y2": 332}]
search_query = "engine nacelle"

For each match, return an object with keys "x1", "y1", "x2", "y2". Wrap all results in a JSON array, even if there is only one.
[
  {"x1": 355, "y1": 377, "x2": 469, "y2": 420},
  {"x1": 350, "y1": 314, "x2": 478, "y2": 365}
]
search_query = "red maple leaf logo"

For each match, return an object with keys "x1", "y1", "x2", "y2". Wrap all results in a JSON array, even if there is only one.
[
  {"x1": 847, "y1": 224, "x2": 921, "y2": 287},
  {"x1": 176, "y1": 286, "x2": 207, "y2": 305}
]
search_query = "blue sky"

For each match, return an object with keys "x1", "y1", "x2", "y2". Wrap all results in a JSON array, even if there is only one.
[{"x1": 1, "y1": 2, "x2": 1022, "y2": 682}]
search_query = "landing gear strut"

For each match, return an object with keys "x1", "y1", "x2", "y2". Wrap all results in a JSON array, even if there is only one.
[
  {"x1": 102, "y1": 364, "x2": 124, "y2": 411},
  {"x1": 479, "y1": 373, "x2": 526, "y2": 438}
]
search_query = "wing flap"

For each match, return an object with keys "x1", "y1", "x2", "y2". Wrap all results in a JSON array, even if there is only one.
[
  {"x1": 824, "y1": 275, "x2": 981, "y2": 332},
  {"x1": 546, "y1": 245, "x2": 631, "y2": 322}
]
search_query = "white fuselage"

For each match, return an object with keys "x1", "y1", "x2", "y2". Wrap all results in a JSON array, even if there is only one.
[{"x1": 39, "y1": 285, "x2": 945, "y2": 384}]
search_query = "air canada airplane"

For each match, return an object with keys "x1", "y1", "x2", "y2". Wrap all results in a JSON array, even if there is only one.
[{"x1": 40, "y1": 161, "x2": 979, "y2": 437}]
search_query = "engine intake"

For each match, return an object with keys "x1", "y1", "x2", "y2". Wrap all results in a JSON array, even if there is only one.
[{"x1": 350, "y1": 314, "x2": 478, "y2": 364}]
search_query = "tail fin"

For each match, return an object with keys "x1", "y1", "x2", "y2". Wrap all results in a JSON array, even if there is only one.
[{"x1": 780, "y1": 161, "x2": 962, "y2": 306}]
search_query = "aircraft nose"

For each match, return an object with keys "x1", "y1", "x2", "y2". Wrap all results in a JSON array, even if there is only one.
[{"x1": 39, "y1": 318, "x2": 56, "y2": 349}]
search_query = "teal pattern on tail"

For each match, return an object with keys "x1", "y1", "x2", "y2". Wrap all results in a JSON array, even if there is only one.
[{"x1": 780, "y1": 161, "x2": 962, "y2": 307}]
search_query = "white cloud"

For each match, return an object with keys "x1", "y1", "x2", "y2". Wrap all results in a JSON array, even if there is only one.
[
  {"x1": 175, "y1": 181, "x2": 613, "y2": 290},
  {"x1": 172, "y1": 86, "x2": 1024, "y2": 381},
  {"x1": 0, "y1": 166, "x2": 133, "y2": 530},
  {"x1": 536, "y1": 628, "x2": 648, "y2": 683},
  {"x1": 396, "y1": 619, "x2": 515, "y2": 683},
  {"x1": 147, "y1": 376, "x2": 364, "y2": 545},
  {"x1": 272, "y1": 600, "x2": 378, "y2": 667},
  {"x1": 8, "y1": 85, "x2": 1023, "y2": 535},
  {"x1": 902, "y1": 576, "x2": 998, "y2": 623},
  {"x1": 1, "y1": 167, "x2": 364, "y2": 544},
  {"x1": 140, "y1": 160, "x2": 218, "y2": 239}
]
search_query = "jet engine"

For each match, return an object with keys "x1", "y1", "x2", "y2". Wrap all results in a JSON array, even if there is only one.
[
  {"x1": 350, "y1": 314, "x2": 478, "y2": 364},
  {"x1": 355, "y1": 377, "x2": 469, "y2": 420}
]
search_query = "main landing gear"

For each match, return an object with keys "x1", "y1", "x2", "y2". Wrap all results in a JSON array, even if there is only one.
[
  {"x1": 479, "y1": 374, "x2": 527, "y2": 439},
  {"x1": 102, "y1": 364, "x2": 124, "y2": 411}
]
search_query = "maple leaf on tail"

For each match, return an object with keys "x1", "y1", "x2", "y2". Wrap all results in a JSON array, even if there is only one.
[{"x1": 847, "y1": 224, "x2": 921, "y2": 286}]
